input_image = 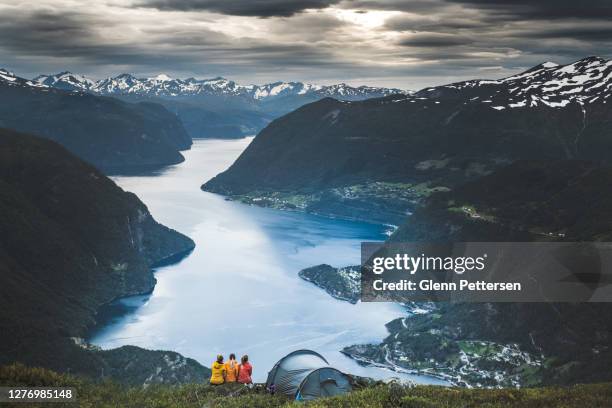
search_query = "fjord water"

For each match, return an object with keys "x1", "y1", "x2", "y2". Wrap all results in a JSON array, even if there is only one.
[{"x1": 89, "y1": 138, "x2": 445, "y2": 384}]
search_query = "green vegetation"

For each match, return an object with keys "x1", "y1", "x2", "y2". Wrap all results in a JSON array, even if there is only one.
[
  {"x1": 368, "y1": 160, "x2": 612, "y2": 387},
  {"x1": 0, "y1": 129, "x2": 201, "y2": 385},
  {"x1": 3, "y1": 364, "x2": 612, "y2": 408},
  {"x1": 395, "y1": 160, "x2": 612, "y2": 242},
  {"x1": 225, "y1": 182, "x2": 448, "y2": 224},
  {"x1": 298, "y1": 264, "x2": 361, "y2": 303}
]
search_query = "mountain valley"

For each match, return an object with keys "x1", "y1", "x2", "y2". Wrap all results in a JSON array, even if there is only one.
[
  {"x1": 34, "y1": 71, "x2": 407, "y2": 139},
  {"x1": 203, "y1": 56, "x2": 612, "y2": 222}
]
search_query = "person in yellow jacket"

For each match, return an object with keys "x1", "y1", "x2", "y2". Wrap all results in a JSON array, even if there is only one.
[
  {"x1": 224, "y1": 353, "x2": 239, "y2": 383},
  {"x1": 210, "y1": 355, "x2": 226, "y2": 385}
]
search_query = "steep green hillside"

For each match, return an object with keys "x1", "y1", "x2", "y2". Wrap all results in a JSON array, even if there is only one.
[
  {"x1": 346, "y1": 160, "x2": 612, "y2": 387},
  {"x1": 203, "y1": 94, "x2": 607, "y2": 195},
  {"x1": 391, "y1": 160, "x2": 612, "y2": 242},
  {"x1": 0, "y1": 129, "x2": 202, "y2": 383},
  {"x1": 299, "y1": 265, "x2": 361, "y2": 303}
]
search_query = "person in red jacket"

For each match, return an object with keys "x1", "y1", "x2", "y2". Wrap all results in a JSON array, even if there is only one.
[{"x1": 237, "y1": 355, "x2": 253, "y2": 385}]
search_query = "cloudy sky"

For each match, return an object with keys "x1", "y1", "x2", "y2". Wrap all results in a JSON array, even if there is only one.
[{"x1": 1, "y1": 0, "x2": 611, "y2": 89}]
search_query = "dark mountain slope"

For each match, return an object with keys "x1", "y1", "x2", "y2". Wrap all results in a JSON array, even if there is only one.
[
  {"x1": 0, "y1": 128, "x2": 202, "y2": 384},
  {"x1": 391, "y1": 160, "x2": 612, "y2": 242},
  {"x1": 114, "y1": 93, "x2": 273, "y2": 139},
  {"x1": 203, "y1": 57, "x2": 612, "y2": 198},
  {"x1": 346, "y1": 160, "x2": 612, "y2": 386},
  {"x1": 0, "y1": 69, "x2": 191, "y2": 172}
]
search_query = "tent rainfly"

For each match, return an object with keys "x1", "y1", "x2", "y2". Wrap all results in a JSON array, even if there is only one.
[{"x1": 266, "y1": 350, "x2": 352, "y2": 401}]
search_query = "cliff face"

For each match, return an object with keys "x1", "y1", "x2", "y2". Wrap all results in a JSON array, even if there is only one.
[{"x1": 0, "y1": 128, "x2": 198, "y2": 382}]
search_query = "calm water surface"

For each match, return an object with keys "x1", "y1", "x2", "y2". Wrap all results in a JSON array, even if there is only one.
[{"x1": 89, "y1": 138, "x2": 446, "y2": 384}]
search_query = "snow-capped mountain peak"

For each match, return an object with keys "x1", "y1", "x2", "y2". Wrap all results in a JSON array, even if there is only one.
[
  {"x1": 151, "y1": 73, "x2": 172, "y2": 81},
  {"x1": 31, "y1": 71, "x2": 408, "y2": 101},
  {"x1": 541, "y1": 61, "x2": 559, "y2": 68},
  {"x1": 33, "y1": 71, "x2": 95, "y2": 91},
  {"x1": 1, "y1": 69, "x2": 46, "y2": 88},
  {"x1": 403, "y1": 56, "x2": 612, "y2": 110}
]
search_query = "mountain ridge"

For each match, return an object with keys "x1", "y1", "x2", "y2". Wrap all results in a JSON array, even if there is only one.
[
  {"x1": 202, "y1": 56, "x2": 612, "y2": 224},
  {"x1": 31, "y1": 70, "x2": 408, "y2": 101},
  {"x1": 407, "y1": 55, "x2": 612, "y2": 109}
]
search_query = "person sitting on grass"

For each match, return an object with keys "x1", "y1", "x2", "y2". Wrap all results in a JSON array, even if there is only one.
[
  {"x1": 224, "y1": 353, "x2": 239, "y2": 383},
  {"x1": 210, "y1": 354, "x2": 226, "y2": 385},
  {"x1": 238, "y1": 355, "x2": 253, "y2": 385}
]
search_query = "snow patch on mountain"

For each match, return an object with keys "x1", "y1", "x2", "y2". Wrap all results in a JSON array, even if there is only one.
[
  {"x1": 0, "y1": 69, "x2": 16, "y2": 82},
  {"x1": 406, "y1": 56, "x2": 612, "y2": 111},
  {"x1": 1, "y1": 69, "x2": 46, "y2": 88}
]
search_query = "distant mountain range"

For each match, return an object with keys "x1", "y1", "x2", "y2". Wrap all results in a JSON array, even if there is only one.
[
  {"x1": 33, "y1": 71, "x2": 405, "y2": 102},
  {"x1": 32, "y1": 71, "x2": 408, "y2": 138},
  {"x1": 0, "y1": 68, "x2": 191, "y2": 172},
  {"x1": 203, "y1": 56, "x2": 612, "y2": 219}
]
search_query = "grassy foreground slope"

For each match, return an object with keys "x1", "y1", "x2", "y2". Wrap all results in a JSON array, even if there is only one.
[{"x1": 2, "y1": 364, "x2": 611, "y2": 408}]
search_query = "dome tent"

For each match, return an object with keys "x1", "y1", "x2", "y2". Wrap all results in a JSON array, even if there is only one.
[{"x1": 266, "y1": 350, "x2": 352, "y2": 401}]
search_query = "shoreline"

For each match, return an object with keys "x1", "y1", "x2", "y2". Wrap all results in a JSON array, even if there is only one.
[
  {"x1": 341, "y1": 351, "x2": 458, "y2": 386},
  {"x1": 92, "y1": 140, "x2": 436, "y2": 385},
  {"x1": 221, "y1": 194, "x2": 402, "y2": 230},
  {"x1": 86, "y1": 245, "x2": 196, "y2": 342}
]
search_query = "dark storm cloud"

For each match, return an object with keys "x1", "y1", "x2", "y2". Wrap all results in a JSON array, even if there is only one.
[
  {"x1": 0, "y1": 9, "x2": 94, "y2": 51},
  {"x1": 1, "y1": 0, "x2": 612, "y2": 89},
  {"x1": 398, "y1": 33, "x2": 474, "y2": 48},
  {"x1": 0, "y1": 12, "x2": 180, "y2": 72},
  {"x1": 520, "y1": 26, "x2": 612, "y2": 42},
  {"x1": 0, "y1": 3, "x2": 353, "y2": 83},
  {"x1": 446, "y1": 0, "x2": 612, "y2": 20},
  {"x1": 386, "y1": 15, "x2": 484, "y2": 32},
  {"x1": 350, "y1": 0, "x2": 612, "y2": 20},
  {"x1": 344, "y1": 0, "x2": 449, "y2": 13},
  {"x1": 137, "y1": 0, "x2": 342, "y2": 17},
  {"x1": 375, "y1": 0, "x2": 612, "y2": 76}
]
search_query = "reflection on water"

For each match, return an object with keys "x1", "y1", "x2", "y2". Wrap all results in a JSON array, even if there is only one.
[{"x1": 89, "y1": 138, "x2": 447, "y2": 385}]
